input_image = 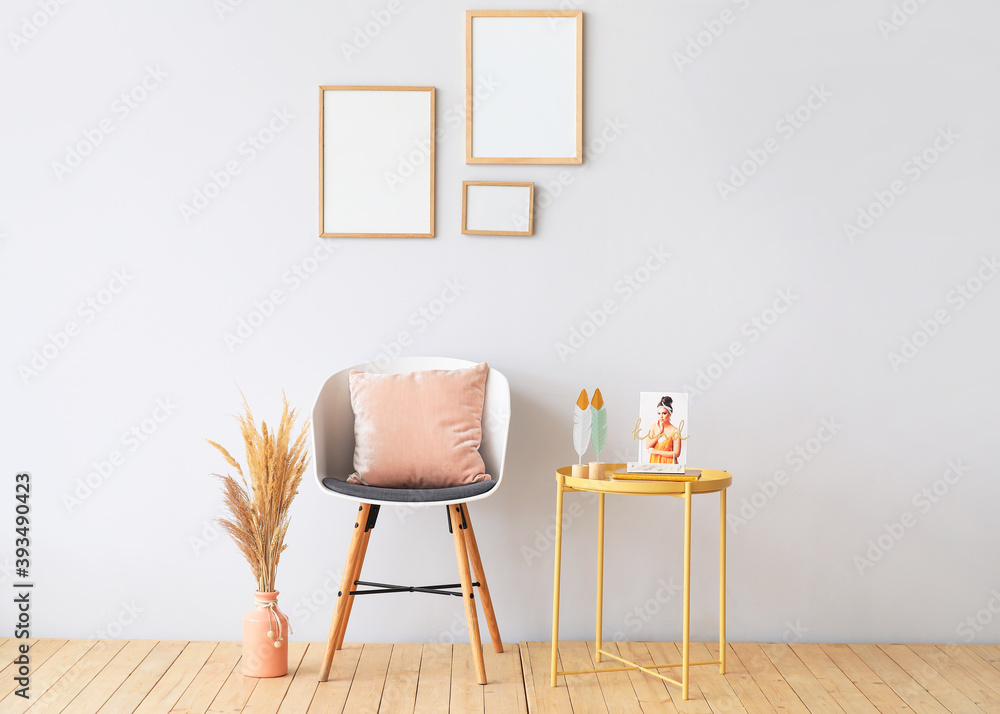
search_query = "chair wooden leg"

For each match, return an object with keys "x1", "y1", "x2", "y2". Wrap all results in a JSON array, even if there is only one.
[
  {"x1": 333, "y1": 523, "x2": 372, "y2": 651},
  {"x1": 319, "y1": 503, "x2": 371, "y2": 682},
  {"x1": 450, "y1": 504, "x2": 487, "y2": 685},
  {"x1": 460, "y1": 504, "x2": 503, "y2": 653}
]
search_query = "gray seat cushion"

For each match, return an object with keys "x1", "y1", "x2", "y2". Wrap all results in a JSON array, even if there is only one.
[{"x1": 321, "y1": 477, "x2": 497, "y2": 503}]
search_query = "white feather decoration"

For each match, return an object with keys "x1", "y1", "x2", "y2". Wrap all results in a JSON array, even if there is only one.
[{"x1": 573, "y1": 389, "x2": 592, "y2": 464}]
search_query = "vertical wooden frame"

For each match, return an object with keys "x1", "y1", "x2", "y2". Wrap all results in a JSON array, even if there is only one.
[
  {"x1": 319, "y1": 86, "x2": 435, "y2": 238},
  {"x1": 466, "y1": 11, "x2": 583, "y2": 164},
  {"x1": 461, "y1": 181, "x2": 534, "y2": 236}
]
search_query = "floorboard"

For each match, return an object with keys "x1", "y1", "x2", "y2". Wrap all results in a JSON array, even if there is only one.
[
  {"x1": 96, "y1": 640, "x2": 187, "y2": 713},
  {"x1": 170, "y1": 641, "x2": 242, "y2": 714},
  {"x1": 647, "y1": 641, "x2": 713, "y2": 714},
  {"x1": 759, "y1": 642, "x2": 845, "y2": 714},
  {"x1": 788, "y1": 643, "x2": 880, "y2": 714},
  {"x1": 557, "y1": 639, "x2": 608, "y2": 714},
  {"x1": 2, "y1": 638, "x2": 97, "y2": 713},
  {"x1": 686, "y1": 642, "x2": 747, "y2": 714},
  {"x1": 585, "y1": 641, "x2": 643, "y2": 714},
  {"x1": 342, "y1": 642, "x2": 391, "y2": 714},
  {"x1": 483, "y1": 643, "x2": 527, "y2": 714},
  {"x1": 879, "y1": 644, "x2": 990, "y2": 714},
  {"x1": 378, "y1": 643, "x2": 421, "y2": 714},
  {"x1": 241, "y1": 641, "x2": 309, "y2": 713},
  {"x1": 274, "y1": 642, "x2": 323, "y2": 714},
  {"x1": 616, "y1": 641, "x2": 678, "y2": 714},
  {"x1": 3, "y1": 639, "x2": 998, "y2": 713},
  {"x1": 305, "y1": 641, "x2": 361, "y2": 714},
  {"x1": 523, "y1": 640, "x2": 574, "y2": 714},
  {"x1": 0, "y1": 639, "x2": 67, "y2": 702},
  {"x1": 449, "y1": 643, "x2": 484, "y2": 714},
  {"x1": 413, "y1": 643, "x2": 451, "y2": 714},
  {"x1": 731, "y1": 643, "x2": 810, "y2": 714},
  {"x1": 133, "y1": 641, "x2": 218, "y2": 714},
  {"x1": 63, "y1": 639, "x2": 154, "y2": 713},
  {"x1": 849, "y1": 643, "x2": 949, "y2": 714}
]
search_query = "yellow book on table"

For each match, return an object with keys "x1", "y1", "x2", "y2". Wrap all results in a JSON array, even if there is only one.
[{"x1": 612, "y1": 468, "x2": 702, "y2": 482}]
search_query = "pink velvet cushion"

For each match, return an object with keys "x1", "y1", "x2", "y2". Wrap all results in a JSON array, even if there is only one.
[{"x1": 348, "y1": 362, "x2": 491, "y2": 488}]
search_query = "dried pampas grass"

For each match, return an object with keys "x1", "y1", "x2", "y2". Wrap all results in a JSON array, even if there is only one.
[{"x1": 207, "y1": 392, "x2": 310, "y2": 593}]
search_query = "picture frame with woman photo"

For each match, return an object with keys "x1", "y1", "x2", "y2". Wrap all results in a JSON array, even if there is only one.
[{"x1": 627, "y1": 392, "x2": 689, "y2": 474}]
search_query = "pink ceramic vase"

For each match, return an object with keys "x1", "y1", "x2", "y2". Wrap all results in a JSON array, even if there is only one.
[{"x1": 242, "y1": 591, "x2": 290, "y2": 677}]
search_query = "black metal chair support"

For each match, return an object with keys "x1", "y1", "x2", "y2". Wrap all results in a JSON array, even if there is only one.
[
  {"x1": 349, "y1": 579, "x2": 481, "y2": 597},
  {"x1": 351, "y1": 506, "x2": 478, "y2": 597}
]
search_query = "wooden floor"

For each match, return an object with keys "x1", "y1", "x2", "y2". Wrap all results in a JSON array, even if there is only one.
[{"x1": 3, "y1": 639, "x2": 1000, "y2": 713}]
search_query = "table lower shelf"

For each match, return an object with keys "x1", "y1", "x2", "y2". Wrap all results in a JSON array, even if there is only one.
[{"x1": 554, "y1": 647, "x2": 724, "y2": 687}]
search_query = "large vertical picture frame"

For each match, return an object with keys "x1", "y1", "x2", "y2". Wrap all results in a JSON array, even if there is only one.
[
  {"x1": 319, "y1": 86, "x2": 435, "y2": 238},
  {"x1": 466, "y1": 11, "x2": 583, "y2": 165}
]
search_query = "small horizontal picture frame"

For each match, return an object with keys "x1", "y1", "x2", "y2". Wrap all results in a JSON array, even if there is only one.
[{"x1": 461, "y1": 181, "x2": 534, "y2": 236}]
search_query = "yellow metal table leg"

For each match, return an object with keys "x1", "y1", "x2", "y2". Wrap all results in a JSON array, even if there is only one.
[
  {"x1": 596, "y1": 492, "x2": 605, "y2": 663},
  {"x1": 550, "y1": 478, "x2": 565, "y2": 687},
  {"x1": 682, "y1": 481, "x2": 692, "y2": 700},
  {"x1": 720, "y1": 487, "x2": 727, "y2": 674}
]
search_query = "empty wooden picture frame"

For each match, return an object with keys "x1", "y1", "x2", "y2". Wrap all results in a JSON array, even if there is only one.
[
  {"x1": 462, "y1": 181, "x2": 534, "y2": 236},
  {"x1": 319, "y1": 86, "x2": 435, "y2": 238},
  {"x1": 466, "y1": 10, "x2": 583, "y2": 164}
]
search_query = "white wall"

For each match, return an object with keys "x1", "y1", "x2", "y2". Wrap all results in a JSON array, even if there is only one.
[{"x1": 3, "y1": 0, "x2": 999, "y2": 647}]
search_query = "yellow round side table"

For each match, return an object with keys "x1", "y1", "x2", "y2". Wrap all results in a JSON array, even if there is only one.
[{"x1": 549, "y1": 464, "x2": 732, "y2": 700}]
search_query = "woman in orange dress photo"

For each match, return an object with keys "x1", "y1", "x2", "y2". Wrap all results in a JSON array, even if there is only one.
[{"x1": 646, "y1": 396, "x2": 682, "y2": 464}]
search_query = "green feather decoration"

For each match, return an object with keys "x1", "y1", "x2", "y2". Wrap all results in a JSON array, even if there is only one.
[{"x1": 590, "y1": 388, "x2": 607, "y2": 461}]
